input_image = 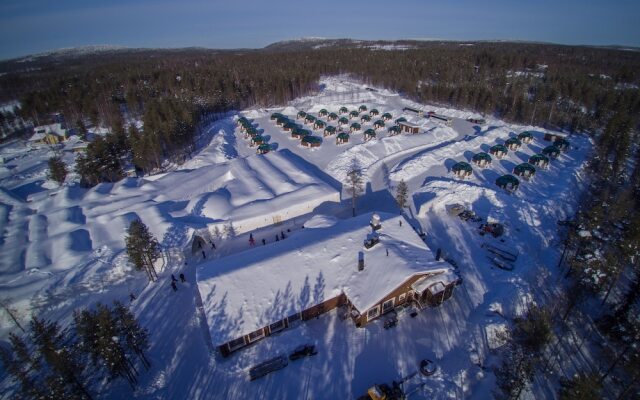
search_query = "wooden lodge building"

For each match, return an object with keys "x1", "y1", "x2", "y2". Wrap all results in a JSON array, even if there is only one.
[
  {"x1": 399, "y1": 121, "x2": 420, "y2": 134},
  {"x1": 196, "y1": 213, "x2": 460, "y2": 357}
]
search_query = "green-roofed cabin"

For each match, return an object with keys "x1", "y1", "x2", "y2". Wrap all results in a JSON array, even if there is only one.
[
  {"x1": 338, "y1": 116, "x2": 349, "y2": 125},
  {"x1": 349, "y1": 110, "x2": 359, "y2": 118},
  {"x1": 542, "y1": 145, "x2": 561, "y2": 159},
  {"x1": 452, "y1": 161, "x2": 473, "y2": 178},
  {"x1": 283, "y1": 122, "x2": 297, "y2": 131},
  {"x1": 395, "y1": 117, "x2": 407, "y2": 124},
  {"x1": 276, "y1": 116, "x2": 289, "y2": 126},
  {"x1": 328, "y1": 112, "x2": 338, "y2": 121},
  {"x1": 297, "y1": 111, "x2": 307, "y2": 119},
  {"x1": 318, "y1": 109, "x2": 328, "y2": 117},
  {"x1": 513, "y1": 163, "x2": 536, "y2": 180},
  {"x1": 369, "y1": 109, "x2": 379, "y2": 116},
  {"x1": 496, "y1": 174, "x2": 520, "y2": 192},
  {"x1": 336, "y1": 132, "x2": 350, "y2": 144},
  {"x1": 504, "y1": 137, "x2": 522, "y2": 151},
  {"x1": 472, "y1": 152, "x2": 492, "y2": 168},
  {"x1": 244, "y1": 127, "x2": 258, "y2": 139},
  {"x1": 388, "y1": 125, "x2": 401, "y2": 136},
  {"x1": 360, "y1": 114, "x2": 371, "y2": 123},
  {"x1": 304, "y1": 115, "x2": 316, "y2": 124},
  {"x1": 292, "y1": 128, "x2": 311, "y2": 139},
  {"x1": 364, "y1": 129, "x2": 376, "y2": 140},
  {"x1": 339, "y1": 107, "x2": 349, "y2": 114},
  {"x1": 314, "y1": 120, "x2": 326, "y2": 130},
  {"x1": 301, "y1": 135, "x2": 322, "y2": 148},
  {"x1": 359, "y1": 105, "x2": 368, "y2": 112},
  {"x1": 324, "y1": 126, "x2": 337, "y2": 136},
  {"x1": 257, "y1": 144, "x2": 271, "y2": 154},
  {"x1": 517, "y1": 131, "x2": 534, "y2": 144},
  {"x1": 373, "y1": 120, "x2": 385, "y2": 129},
  {"x1": 350, "y1": 123, "x2": 361, "y2": 132},
  {"x1": 250, "y1": 135, "x2": 265, "y2": 146},
  {"x1": 382, "y1": 112, "x2": 393, "y2": 121},
  {"x1": 554, "y1": 138, "x2": 570, "y2": 151},
  {"x1": 490, "y1": 144, "x2": 508, "y2": 159},
  {"x1": 528, "y1": 154, "x2": 549, "y2": 169},
  {"x1": 270, "y1": 113, "x2": 283, "y2": 121}
]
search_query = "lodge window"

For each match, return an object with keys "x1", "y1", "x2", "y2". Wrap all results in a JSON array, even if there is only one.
[
  {"x1": 269, "y1": 319, "x2": 286, "y2": 334},
  {"x1": 227, "y1": 337, "x2": 246, "y2": 351},
  {"x1": 367, "y1": 305, "x2": 380, "y2": 321},
  {"x1": 248, "y1": 329, "x2": 265, "y2": 343},
  {"x1": 398, "y1": 293, "x2": 406, "y2": 303},
  {"x1": 287, "y1": 312, "x2": 301, "y2": 325},
  {"x1": 382, "y1": 298, "x2": 394, "y2": 313}
]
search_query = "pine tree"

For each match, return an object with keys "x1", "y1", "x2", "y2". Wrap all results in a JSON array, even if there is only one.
[
  {"x1": 112, "y1": 301, "x2": 151, "y2": 370},
  {"x1": 559, "y1": 373, "x2": 602, "y2": 400},
  {"x1": 0, "y1": 333, "x2": 46, "y2": 399},
  {"x1": 30, "y1": 317, "x2": 93, "y2": 400},
  {"x1": 47, "y1": 156, "x2": 68, "y2": 185},
  {"x1": 395, "y1": 180, "x2": 408, "y2": 210},
  {"x1": 125, "y1": 219, "x2": 160, "y2": 282},
  {"x1": 346, "y1": 158, "x2": 364, "y2": 217}
]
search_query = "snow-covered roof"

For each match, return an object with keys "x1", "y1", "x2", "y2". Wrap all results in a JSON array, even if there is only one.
[
  {"x1": 411, "y1": 269, "x2": 459, "y2": 295},
  {"x1": 29, "y1": 123, "x2": 67, "y2": 142},
  {"x1": 196, "y1": 212, "x2": 452, "y2": 345}
]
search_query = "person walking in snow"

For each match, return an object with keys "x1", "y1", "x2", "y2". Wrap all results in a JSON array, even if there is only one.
[
  {"x1": 180, "y1": 273, "x2": 186, "y2": 283},
  {"x1": 202, "y1": 250, "x2": 206, "y2": 259},
  {"x1": 280, "y1": 231, "x2": 285, "y2": 240},
  {"x1": 210, "y1": 240, "x2": 216, "y2": 249},
  {"x1": 275, "y1": 235, "x2": 279, "y2": 242},
  {"x1": 171, "y1": 274, "x2": 178, "y2": 282},
  {"x1": 262, "y1": 238, "x2": 266, "y2": 245},
  {"x1": 399, "y1": 220, "x2": 402, "y2": 227},
  {"x1": 171, "y1": 281, "x2": 177, "y2": 292},
  {"x1": 386, "y1": 249, "x2": 389, "y2": 256},
  {"x1": 249, "y1": 233, "x2": 255, "y2": 246}
]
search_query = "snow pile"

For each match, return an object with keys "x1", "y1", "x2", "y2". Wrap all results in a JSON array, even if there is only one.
[{"x1": 303, "y1": 214, "x2": 338, "y2": 229}]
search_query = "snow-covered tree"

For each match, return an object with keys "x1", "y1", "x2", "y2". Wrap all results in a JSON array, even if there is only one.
[
  {"x1": 125, "y1": 219, "x2": 160, "y2": 282},
  {"x1": 395, "y1": 180, "x2": 408, "y2": 210},
  {"x1": 47, "y1": 156, "x2": 67, "y2": 185},
  {"x1": 346, "y1": 158, "x2": 364, "y2": 217}
]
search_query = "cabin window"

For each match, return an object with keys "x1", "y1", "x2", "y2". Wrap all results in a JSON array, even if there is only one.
[
  {"x1": 248, "y1": 329, "x2": 265, "y2": 343},
  {"x1": 287, "y1": 313, "x2": 301, "y2": 325},
  {"x1": 367, "y1": 305, "x2": 380, "y2": 321},
  {"x1": 382, "y1": 298, "x2": 395, "y2": 313},
  {"x1": 227, "y1": 337, "x2": 246, "y2": 351},
  {"x1": 398, "y1": 293, "x2": 406, "y2": 303},
  {"x1": 269, "y1": 320, "x2": 286, "y2": 334}
]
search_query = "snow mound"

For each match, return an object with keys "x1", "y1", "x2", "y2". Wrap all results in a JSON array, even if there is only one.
[{"x1": 303, "y1": 214, "x2": 338, "y2": 229}]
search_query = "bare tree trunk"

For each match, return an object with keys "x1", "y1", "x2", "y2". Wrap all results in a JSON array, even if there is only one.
[{"x1": 0, "y1": 298, "x2": 25, "y2": 333}]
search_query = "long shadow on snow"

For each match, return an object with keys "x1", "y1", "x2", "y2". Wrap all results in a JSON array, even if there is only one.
[{"x1": 277, "y1": 148, "x2": 342, "y2": 192}]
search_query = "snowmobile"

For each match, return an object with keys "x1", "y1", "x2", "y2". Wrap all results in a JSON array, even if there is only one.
[
  {"x1": 288, "y1": 344, "x2": 318, "y2": 361},
  {"x1": 249, "y1": 355, "x2": 288, "y2": 381},
  {"x1": 384, "y1": 316, "x2": 398, "y2": 329}
]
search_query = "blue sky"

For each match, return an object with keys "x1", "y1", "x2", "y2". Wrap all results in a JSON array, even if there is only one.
[{"x1": 1, "y1": 0, "x2": 639, "y2": 60}]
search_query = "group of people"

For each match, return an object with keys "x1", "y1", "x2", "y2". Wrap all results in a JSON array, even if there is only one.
[
  {"x1": 170, "y1": 273, "x2": 186, "y2": 291},
  {"x1": 249, "y1": 230, "x2": 290, "y2": 246}
]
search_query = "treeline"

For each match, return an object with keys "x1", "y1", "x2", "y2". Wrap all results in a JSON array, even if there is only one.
[
  {"x1": 0, "y1": 301, "x2": 150, "y2": 399},
  {"x1": 1, "y1": 42, "x2": 639, "y2": 184}
]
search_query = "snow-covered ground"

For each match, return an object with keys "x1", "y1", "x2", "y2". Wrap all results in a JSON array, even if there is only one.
[{"x1": 0, "y1": 76, "x2": 592, "y2": 399}]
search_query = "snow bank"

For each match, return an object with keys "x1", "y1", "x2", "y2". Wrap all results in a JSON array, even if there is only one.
[{"x1": 303, "y1": 214, "x2": 338, "y2": 229}]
